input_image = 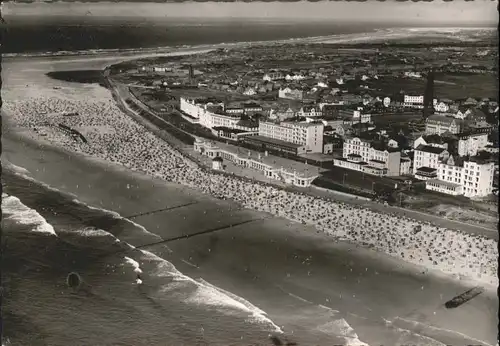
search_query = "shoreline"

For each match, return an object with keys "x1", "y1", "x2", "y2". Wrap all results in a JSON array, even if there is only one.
[
  {"x1": 3, "y1": 127, "x2": 498, "y2": 346},
  {"x1": 2, "y1": 40, "x2": 498, "y2": 291},
  {"x1": 3, "y1": 113, "x2": 498, "y2": 294},
  {"x1": 2, "y1": 25, "x2": 496, "y2": 61}
]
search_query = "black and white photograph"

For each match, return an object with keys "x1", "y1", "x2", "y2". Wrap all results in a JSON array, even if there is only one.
[{"x1": 0, "y1": 0, "x2": 498, "y2": 345}]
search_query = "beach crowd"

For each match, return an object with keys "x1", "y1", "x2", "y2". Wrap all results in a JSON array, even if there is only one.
[{"x1": 5, "y1": 95, "x2": 498, "y2": 287}]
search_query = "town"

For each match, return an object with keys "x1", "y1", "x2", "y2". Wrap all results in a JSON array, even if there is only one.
[
  {"x1": 113, "y1": 43, "x2": 499, "y2": 209},
  {"x1": 108, "y1": 41, "x2": 498, "y2": 215}
]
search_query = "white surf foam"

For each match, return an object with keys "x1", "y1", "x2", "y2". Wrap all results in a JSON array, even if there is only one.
[
  {"x1": 124, "y1": 256, "x2": 143, "y2": 275},
  {"x1": 1, "y1": 195, "x2": 57, "y2": 236},
  {"x1": 71, "y1": 199, "x2": 164, "y2": 241},
  {"x1": 316, "y1": 319, "x2": 369, "y2": 346},
  {"x1": 140, "y1": 249, "x2": 283, "y2": 334},
  {"x1": 196, "y1": 278, "x2": 284, "y2": 334},
  {"x1": 76, "y1": 226, "x2": 118, "y2": 239}
]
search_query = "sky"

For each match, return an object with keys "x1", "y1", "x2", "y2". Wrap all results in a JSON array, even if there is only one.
[{"x1": 3, "y1": 1, "x2": 498, "y2": 25}]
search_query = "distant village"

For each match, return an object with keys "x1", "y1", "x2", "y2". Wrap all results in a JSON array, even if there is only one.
[{"x1": 115, "y1": 43, "x2": 499, "y2": 200}]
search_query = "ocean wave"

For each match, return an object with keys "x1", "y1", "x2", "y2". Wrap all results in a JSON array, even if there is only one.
[
  {"x1": 75, "y1": 226, "x2": 120, "y2": 243},
  {"x1": 316, "y1": 319, "x2": 369, "y2": 346},
  {"x1": 140, "y1": 249, "x2": 283, "y2": 334},
  {"x1": 1, "y1": 194, "x2": 57, "y2": 236},
  {"x1": 71, "y1": 198, "x2": 164, "y2": 242},
  {"x1": 196, "y1": 278, "x2": 284, "y2": 334}
]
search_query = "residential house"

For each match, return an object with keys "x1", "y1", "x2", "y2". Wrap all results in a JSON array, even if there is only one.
[
  {"x1": 269, "y1": 106, "x2": 298, "y2": 121},
  {"x1": 243, "y1": 87, "x2": 257, "y2": 96},
  {"x1": 383, "y1": 97, "x2": 391, "y2": 108},
  {"x1": 434, "y1": 101, "x2": 450, "y2": 113},
  {"x1": 278, "y1": 87, "x2": 304, "y2": 101},
  {"x1": 463, "y1": 97, "x2": 478, "y2": 107}
]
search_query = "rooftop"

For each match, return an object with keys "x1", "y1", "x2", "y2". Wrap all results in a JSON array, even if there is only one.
[
  {"x1": 415, "y1": 144, "x2": 447, "y2": 155},
  {"x1": 416, "y1": 166, "x2": 438, "y2": 173}
]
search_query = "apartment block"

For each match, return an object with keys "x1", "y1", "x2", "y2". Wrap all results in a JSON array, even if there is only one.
[{"x1": 258, "y1": 121, "x2": 324, "y2": 153}]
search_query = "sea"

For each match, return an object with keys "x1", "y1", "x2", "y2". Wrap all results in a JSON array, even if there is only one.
[
  {"x1": 2, "y1": 14, "x2": 498, "y2": 346},
  {"x1": 1, "y1": 168, "x2": 279, "y2": 346},
  {"x1": 2, "y1": 17, "x2": 379, "y2": 54}
]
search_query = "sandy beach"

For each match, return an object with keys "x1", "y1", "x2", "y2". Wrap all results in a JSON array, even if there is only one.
[{"x1": 2, "y1": 44, "x2": 498, "y2": 345}]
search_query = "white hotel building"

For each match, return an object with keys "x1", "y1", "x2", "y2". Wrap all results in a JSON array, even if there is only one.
[
  {"x1": 180, "y1": 97, "x2": 257, "y2": 132},
  {"x1": 413, "y1": 144, "x2": 450, "y2": 180},
  {"x1": 258, "y1": 121, "x2": 324, "y2": 153},
  {"x1": 334, "y1": 137, "x2": 402, "y2": 176},
  {"x1": 180, "y1": 97, "x2": 224, "y2": 119},
  {"x1": 457, "y1": 132, "x2": 489, "y2": 157},
  {"x1": 426, "y1": 156, "x2": 495, "y2": 197}
]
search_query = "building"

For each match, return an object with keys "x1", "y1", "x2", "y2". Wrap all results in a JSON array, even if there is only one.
[
  {"x1": 412, "y1": 135, "x2": 449, "y2": 150},
  {"x1": 457, "y1": 132, "x2": 489, "y2": 157},
  {"x1": 298, "y1": 106, "x2": 322, "y2": 118},
  {"x1": 242, "y1": 102, "x2": 264, "y2": 116},
  {"x1": 425, "y1": 115, "x2": 462, "y2": 135},
  {"x1": 434, "y1": 101, "x2": 450, "y2": 113},
  {"x1": 464, "y1": 108, "x2": 487, "y2": 125},
  {"x1": 243, "y1": 87, "x2": 257, "y2": 96},
  {"x1": 258, "y1": 120, "x2": 324, "y2": 153},
  {"x1": 404, "y1": 95, "x2": 424, "y2": 109},
  {"x1": 400, "y1": 156, "x2": 412, "y2": 175},
  {"x1": 194, "y1": 139, "x2": 319, "y2": 187},
  {"x1": 338, "y1": 109, "x2": 371, "y2": 124},
  {"x1": 383, "y1": 97, "x2": 391, "y2": 108},
  {"x1": 278, "y1": 87, "x2": 304, "y2": 100},
  {"x1": 263, "y1": 72, "x2": 284, "y2": 81},
  {"x1": 426, "y1": 155, "x2": 495, "y2": 197},
  {"x1": 180, "y1": 97, "x2": 224, "y2": 119},
  {"x1": 413, "y1": 144, "x2": 450, "y2": 180},
  {"x1": 269, "y1": 106, "x2": 297, "y2": 121},
  {"x1": 211, "y1": 126, "x2": 258, "y2": 142},
  {"x1": 334, "y1": 137, "x2": 402, "y2": 176}
]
